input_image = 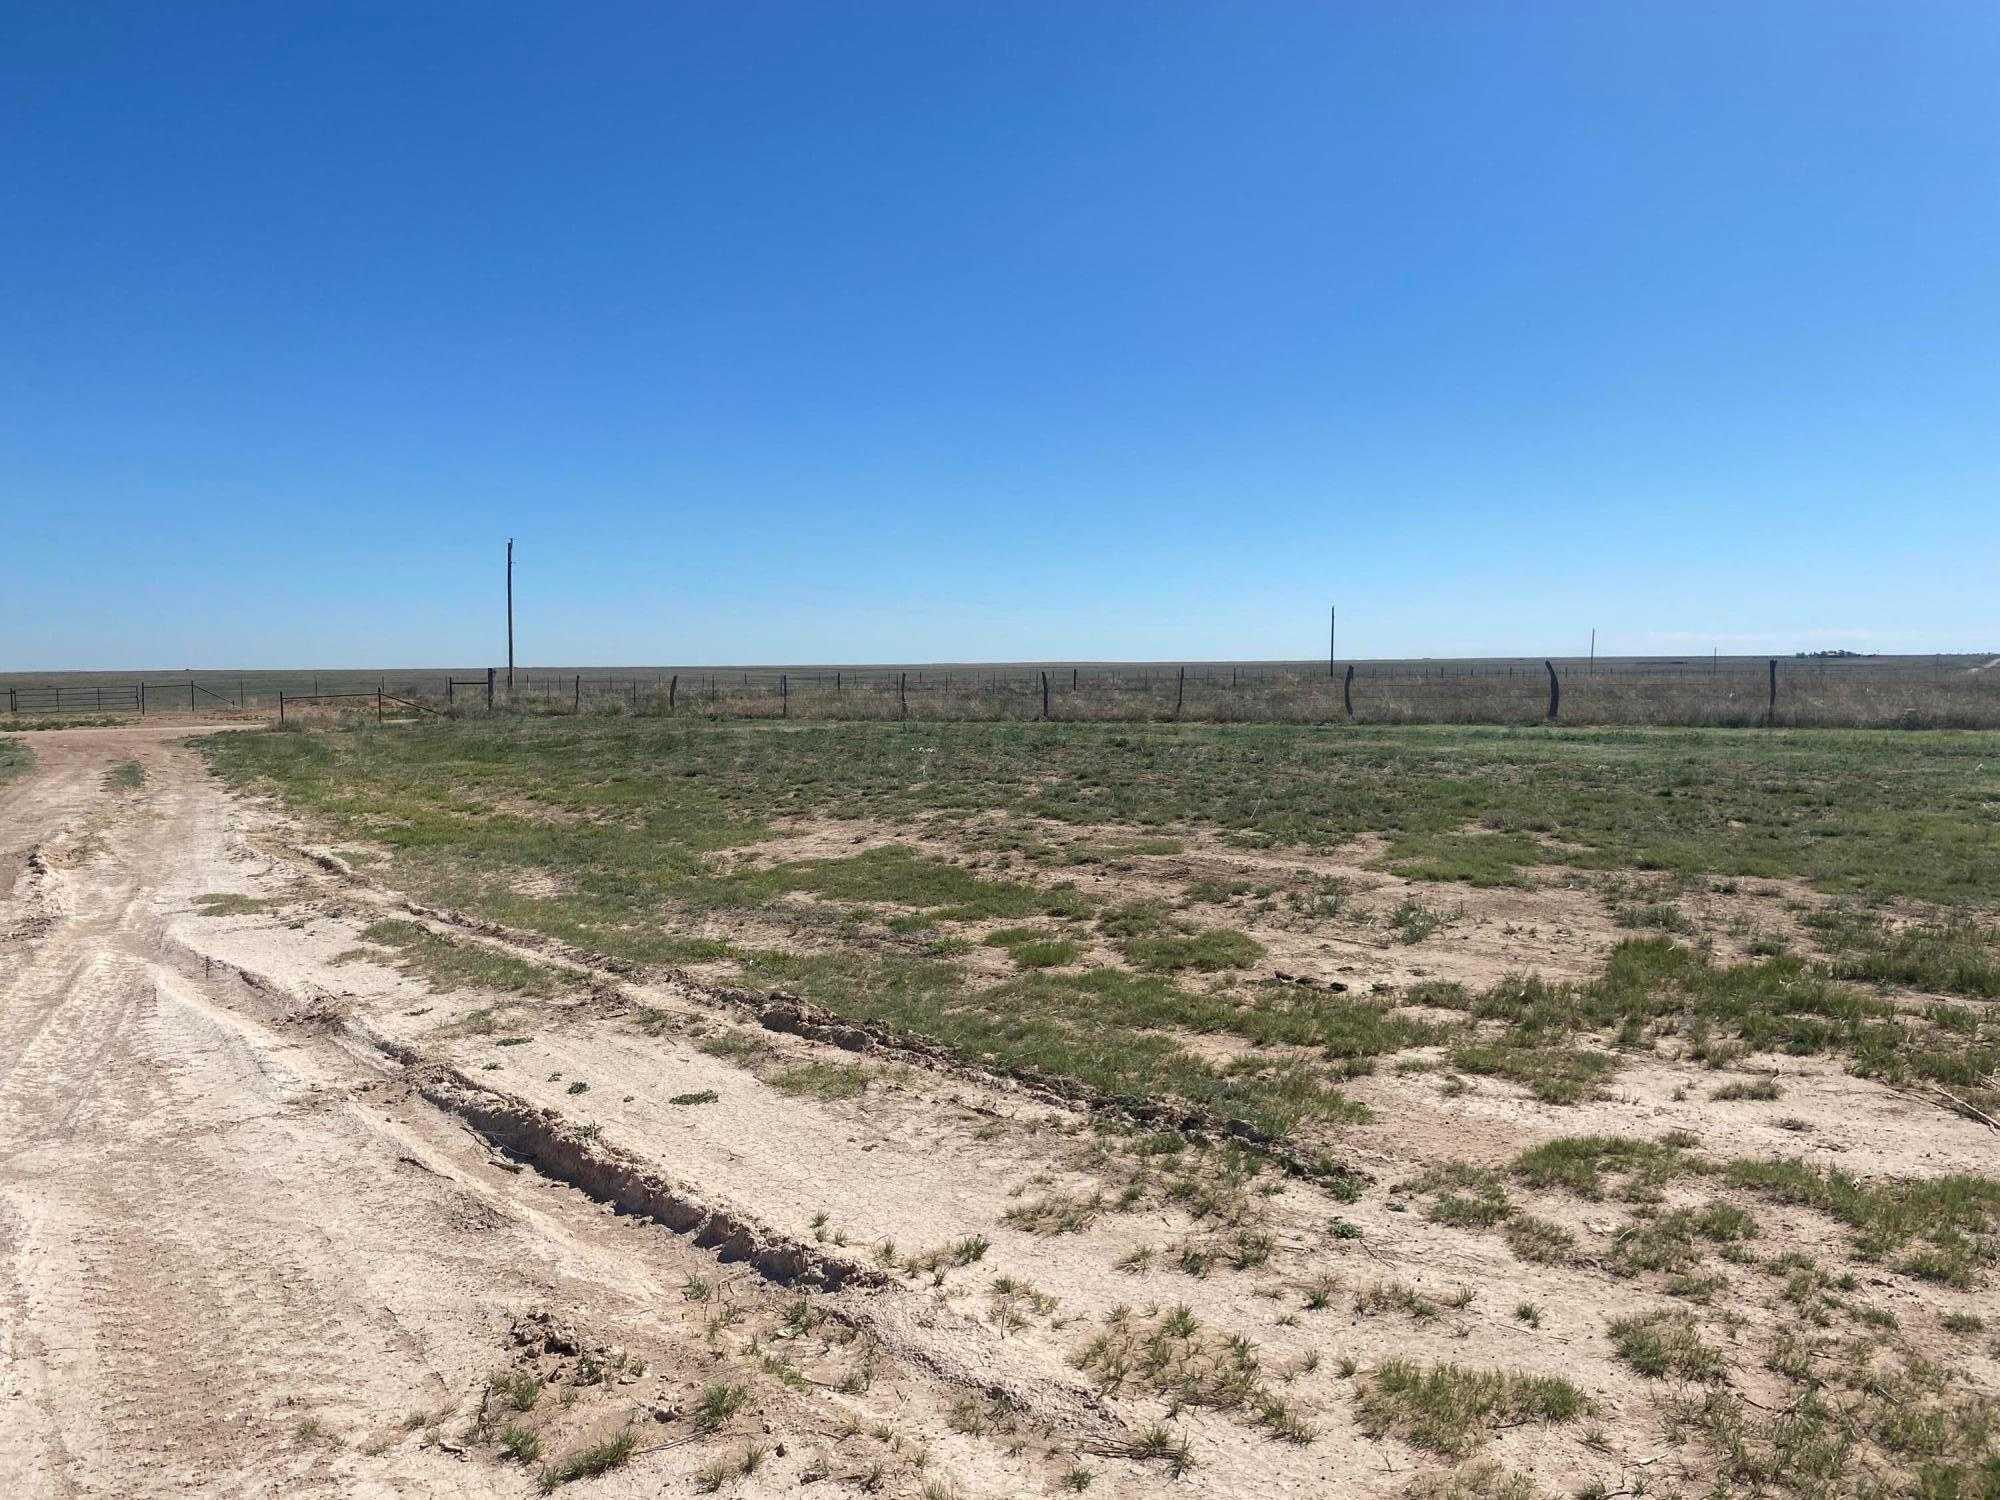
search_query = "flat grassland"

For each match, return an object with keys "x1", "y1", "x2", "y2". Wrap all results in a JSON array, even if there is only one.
[{"x1": 189, "y1": 715, "x2": 2000, "y2": 1496}]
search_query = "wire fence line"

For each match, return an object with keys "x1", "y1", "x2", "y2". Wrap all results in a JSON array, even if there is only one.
[{"x1": 6, "y1": 656, "x2": 1998, "y2": 730}]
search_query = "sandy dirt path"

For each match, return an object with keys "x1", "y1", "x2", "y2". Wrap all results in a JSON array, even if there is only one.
[{"x1": 0, "y1": 728, "x2": 820, "y2": 1498}]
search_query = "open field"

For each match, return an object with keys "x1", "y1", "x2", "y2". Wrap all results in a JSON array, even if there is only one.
[
  {"x1": 5, "y1": 714, "x2": 2000, "y2": 1497},
  {"x1": 6, "y1": 652, "x2": 1999, "y2": 728}
]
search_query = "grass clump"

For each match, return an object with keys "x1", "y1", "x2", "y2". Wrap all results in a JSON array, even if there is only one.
[
  {"x1": 1511, "y1": 1136, "x2": 1699, "y2": 1200},
  {"x1": 1072, "y1": 1304, "x2": 1311, "y2": 1443},
  {"x1": 1711, "y1": 1075, "x2": 1782, "y2": 1101},
  {"x1": 537, "y1": 1428, "x2": 636, "y2": 1491},
  {"x1": 768, "y1": 1061, "x2": 870, "y2": 1100},
  {"x1": 1607, "y1": 1309, "x2": 1725, "y2": 1380},
  {"x1": 1413, "y1": 1163, "x2": 1514, "y2": 1229},
  {"x1": 1503, "y1": 1215, "x2": 1577, "y2": 1265},
  {"x1": 1355, "y1": 1360, "x2": 1590, "y2": 1458}
]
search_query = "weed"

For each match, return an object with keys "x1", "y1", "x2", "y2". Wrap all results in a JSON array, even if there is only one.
[
  {"x1": 694, "y1": 1381, "x2": 749, "y2": 1432},
  {"x1": 537, "y1": 1428, "x2": 636, "y2": 1492},
  {"x1": 498, "y1": 1424, "x2": 542, "y2": 1463}
]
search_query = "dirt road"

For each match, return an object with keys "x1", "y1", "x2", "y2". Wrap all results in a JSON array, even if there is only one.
[{"x1": 0, "y1": 728, "x2": 826, "y2": 1498}]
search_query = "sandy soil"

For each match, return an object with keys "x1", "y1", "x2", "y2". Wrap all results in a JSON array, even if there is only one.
[{"x1": 2, "y1": 726, "x2": 1995, "y2": 1499}]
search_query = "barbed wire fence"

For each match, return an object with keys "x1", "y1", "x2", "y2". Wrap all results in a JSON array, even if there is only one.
[{"x1": 5, "y1": 655, "x2": 1996, "y2": 730}]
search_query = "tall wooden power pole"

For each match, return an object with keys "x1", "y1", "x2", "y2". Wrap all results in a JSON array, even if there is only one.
[{"x1": 506, "y1": 538, "x2": 515, "y2": 695}]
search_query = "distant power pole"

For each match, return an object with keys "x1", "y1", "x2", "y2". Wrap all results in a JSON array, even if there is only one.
[
  {"x1": 1329, "y1": 605, "x2": 1337, "y2": 677},
  {"x1": 506, "y1": 538, "x2": 515, "y2": 694}
]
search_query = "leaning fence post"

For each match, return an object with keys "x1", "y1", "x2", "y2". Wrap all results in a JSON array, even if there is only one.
[
  {"x1": 1545, "y1": 660, "x2": 1560, "y2": 720},
  {"x1": 1344, "y1": 663, "x2": 1355, "y2": 718}
]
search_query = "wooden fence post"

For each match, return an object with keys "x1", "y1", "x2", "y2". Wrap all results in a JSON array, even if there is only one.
[
  {"x1": 1344, "y1": 663, "x2": 1354, "y2": 718},
  {"x1": 899, "y1": 672, "x2": 908, "y2": 721},
  {"x1": 669, "y1": 674, "x2": 677, "y2": 711},
  {"x1": 1768, "y1": 659, "x2": 1777, "y2": 723},
  {"x1": 781, "y1": 674, "x2": 788, "y2": 718},
  {"x1": 140, "y1": 682, "x2": 147, "y2": 716},
  {"x1": 1041, "y1": 670, "x2": 1050, "y2": 720},
  {"x1": 1545, "y1": 661, "x2": 1560, "y2": 720},
  {"x1": 377, "y1": 688, "x2": 383, "y2": 724},
  {"x1": 573, "y1": 674, "x2": 581, "y2": 714},
  {"x1": 1175, "y1": 666, "x2": 1185, "y2": 718},
  {"x1": 277, "y1": 691, "x2": 285, "y2": 727},
  {"x1": 486, "y1": 668, "x2": 494, "y2": 711}
]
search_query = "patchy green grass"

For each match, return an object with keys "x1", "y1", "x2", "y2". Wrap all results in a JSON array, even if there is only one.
[
  {"x1": 1807, "y1": 908, "x2": 2000, "y2": 1000},
  {"x1": 1382, "y1": 831, "x2": 1544, "y2": 887},
  {"x1": 193, "y1": 717, "x2": 2000, "y2": 1144},
  {"x1": 1418, "y1": 937, "x2": 2000, "y2": 1105},
  {"x1": 1355, "y1": 1360, "x2": 1590, "y2": 1458},
  {"x1": 193, "y1": 892, "x2": 285, "y2": 916},
  {"x1": 1723, "y1": 1158, "x2": 2000, "y2": 1287},
  {"x1": 0, "y1": 737, "x2": 26, "y2": 783},
  {"x1": 103, "y1": 759, "x2": 145, "y2": 789},
  {"x1": 1511, "y1": 1136, "x2": 1700, "y2": 1200},
  {"x1": 347, "y1": 920, "x2": 576, "y2": 996}
]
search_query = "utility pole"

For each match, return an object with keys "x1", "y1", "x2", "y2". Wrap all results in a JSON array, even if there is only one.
[
  {"x1": 1329, "y1": 604, "x2": 1337, "y2": 678},
  {"x1": 505, "y1": 538, "x2": 515, "y2": 696},
  {"x1": 1590, "y1": 628, "x2": 1596, "y2": 670}
]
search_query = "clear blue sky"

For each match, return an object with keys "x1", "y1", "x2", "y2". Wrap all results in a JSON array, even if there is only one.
[{"x1": 4, "y1": 2, "x2": 1995, "y2": 668}]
